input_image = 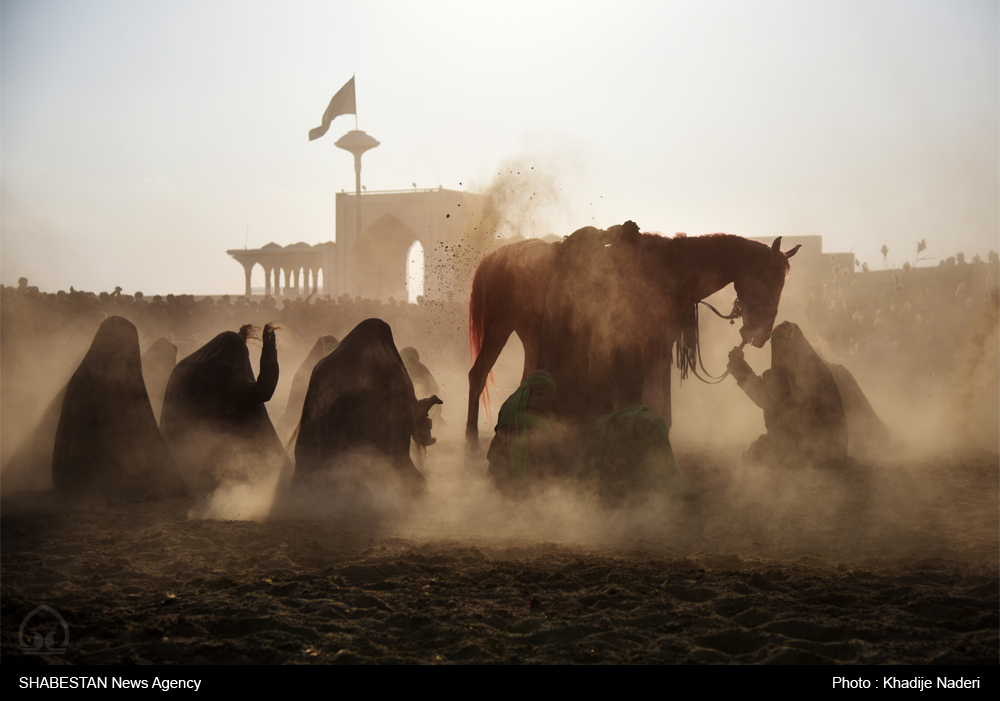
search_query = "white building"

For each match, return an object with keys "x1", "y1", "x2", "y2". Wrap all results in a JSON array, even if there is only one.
[{"x1": 228, "y1": 186, "x2": 486, "y2": 301}]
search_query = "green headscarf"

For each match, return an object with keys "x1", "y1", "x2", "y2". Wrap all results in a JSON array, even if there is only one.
[
  {"x1": 496, "y1": 371, "x2": 557, "y2": 481},
  {"x1": 581, "y1": 406, "x2": 694, "y2": 502}
]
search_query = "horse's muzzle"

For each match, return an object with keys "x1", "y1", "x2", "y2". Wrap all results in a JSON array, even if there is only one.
[{"x1": 740, "y1": 325, "x2": 770, "y2": 348}]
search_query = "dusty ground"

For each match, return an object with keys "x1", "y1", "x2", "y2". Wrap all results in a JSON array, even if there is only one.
[{"x1": 2, "y1": 440, "x2": 997, "y2": 665}]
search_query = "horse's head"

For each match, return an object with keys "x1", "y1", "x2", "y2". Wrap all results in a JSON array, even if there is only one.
[{"x1": 734, "y1": 237, "x2": 800, "y2": 348}]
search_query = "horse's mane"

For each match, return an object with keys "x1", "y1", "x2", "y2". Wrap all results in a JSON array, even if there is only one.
[
  {"x1": 642, "y1": 233, "x2": 786, "y2": 381},
  {"x1": 647, "y1": 231, "x2": 786, "y2": 274}
]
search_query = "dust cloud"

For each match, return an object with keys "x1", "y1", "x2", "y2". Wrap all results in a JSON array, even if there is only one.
[
  {"x1": 1, "y1": 172, "x2": 997, "y2": 664},
  {"x1": 466, "y1": 155, "x2": 569, "y2": 246},
  {"x1": 3, "y1": 244, "x2": 994, "y2": 564}
]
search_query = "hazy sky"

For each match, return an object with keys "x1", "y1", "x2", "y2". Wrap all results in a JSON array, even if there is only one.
[{"x1": 2, "y1": 0, "x2": 997, "y2": 295}]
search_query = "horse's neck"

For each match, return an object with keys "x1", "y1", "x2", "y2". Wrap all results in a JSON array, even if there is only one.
[{"x1": 657, "y1": 234, "x2": 757, "y2": 300}]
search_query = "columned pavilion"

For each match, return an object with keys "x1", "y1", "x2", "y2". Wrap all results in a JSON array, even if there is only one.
[{"x1": 226, "y1": 241, "x2": 336, "y2": 298}]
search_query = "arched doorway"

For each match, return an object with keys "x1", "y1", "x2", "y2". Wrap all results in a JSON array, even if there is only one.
[
  {"x1": 406, "y1": 240, "x2": 424, "y2": 303},
  {"x1": 355, "y1": 215, "x2": 422, "y2": 302}
]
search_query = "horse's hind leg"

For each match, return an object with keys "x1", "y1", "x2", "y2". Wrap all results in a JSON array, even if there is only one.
[
  {"x1": 517, "y1": 316, "x2": 541, "y2": 383},
  {"x1": 467, "y1": 326, "x2": 513, "y2": 455}
]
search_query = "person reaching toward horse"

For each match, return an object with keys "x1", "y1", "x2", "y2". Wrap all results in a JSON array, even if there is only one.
[{"x1": 727, "y1": 321, "x2": 848, "y2": 469}]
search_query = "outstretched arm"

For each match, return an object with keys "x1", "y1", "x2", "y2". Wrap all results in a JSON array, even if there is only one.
[
  {"x1": 728, "y1": 346, "x2": 768, "y2": 410},
  {"x1": 249, "y1": 323, "x2": 279, "y2": 403}
]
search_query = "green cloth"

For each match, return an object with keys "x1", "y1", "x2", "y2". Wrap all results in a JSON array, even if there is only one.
[
  {"x1": 581, "y1": 406, "x2": 694, "y2": 502},
  {"x1": 495, "y1": 371, "x2": 556, "y2": 481}
]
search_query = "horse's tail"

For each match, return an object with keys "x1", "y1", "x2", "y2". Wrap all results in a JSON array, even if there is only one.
[{"x1": 469, "y1": 256, "x2": 497, "y2": 422}]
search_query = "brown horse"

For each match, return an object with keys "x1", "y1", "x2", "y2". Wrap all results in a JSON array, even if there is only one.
[
  {"x1": 467, "y1": 226, "x2": 799, "y2": 452},
  {"x1": 467, "y1": 238, "x2": 560, "y2": 450}
]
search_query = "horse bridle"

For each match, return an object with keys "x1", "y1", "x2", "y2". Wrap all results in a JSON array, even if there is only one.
[
  {"x1": 702, "y1": 258, "x2": 783, "y2": 324},
  {"x1": 665, "y1": 262, "x2": 781, "y2": 384},
  {"x1": 699, "y1": 297, "x2": 741, "y2": 324}
]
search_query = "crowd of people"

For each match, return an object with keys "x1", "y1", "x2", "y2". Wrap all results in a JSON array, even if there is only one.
[
  {"x1": 1, "y1": 242, "x2": 996, "y2": 500},
  {"x1": 791, "y1": 251, "x2": 997, "y2": 366},
  {"x1": 2, "y1": 245, "x2": 996, "y2": 403},
  {"x1": 0, "y1": 276, "x2": 467, "y2": 393}
]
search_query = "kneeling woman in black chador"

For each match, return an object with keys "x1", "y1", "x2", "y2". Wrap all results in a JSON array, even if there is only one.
[
  {"x1": 52, "y1": 316, "x2": 186, "y2": 501},
  {"x1": 160, "y1": 323, "x2": 288, "y2": 495},
  {"x1": 727, "y1": 321, "x2": 849, "y2": 469},
  {"x1": 293, "y1": 319, "x2": 441, "y2": 497}
]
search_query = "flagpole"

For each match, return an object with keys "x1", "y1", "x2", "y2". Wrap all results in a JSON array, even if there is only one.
[
  {"x1": 354, "y1": 89, "x2": 359, "y2": 281},
  {"x1": 355, "y1": 155, "x2": 362, "y2": 296},
  {"x1": 334, "y1": 130, "x2": 378, "y2": 298}
]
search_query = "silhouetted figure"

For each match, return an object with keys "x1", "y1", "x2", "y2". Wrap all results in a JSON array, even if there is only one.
[
  {"x1": 727, "y1": 321, "x2": 848, "y2": 468},
  {"x1": 141, "y1": 337, "x2": 177, "y2": 423},
  {"x1": 279, "y1": 334, "x2": 339, "y2": 439},
  {"x1": 579, "y1": 406, "x2": 694, "y2": 506},
  {"x1": 293, "y1": 319, "x2": 441, "y2": 496},
  {"x1": 160, "y1": 324, "x2": 287, "y2": 495},
  {"x1": 400, "y1": 346, "x2": 442, "y2": 426},
  {"x1": 52, "y1": 316, "x2": 186, "y2": 501},
  {"x1": 825, "y1": 363, "x2": 891, "y2": 460},
  {"x1": 486, "y1": 371, "x2": 569, "y2": 494}
]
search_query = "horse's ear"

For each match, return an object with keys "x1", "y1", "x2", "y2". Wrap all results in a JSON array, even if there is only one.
[
  {"x1": 770, "y1": 237, "x2": 783, "y2": 255},
  {"x1": 784, "y1": 244, "x2": 801, "y2": 259}
]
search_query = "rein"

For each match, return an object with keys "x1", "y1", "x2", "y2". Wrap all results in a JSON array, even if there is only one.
[
  {"x1": 684, "y1": 300, "x2": 741, "y2": 384},
  {"x1": 699, "y1": 298, "x2": 742, "y2": 322},
  {"x1": 664, "y1": 289, "x2": 743, "y2": 385},
  {"x1": 664, "y1": 246, "x2": 780, "y2": 384}
]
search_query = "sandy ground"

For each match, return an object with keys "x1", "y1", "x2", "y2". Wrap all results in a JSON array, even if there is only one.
[{"x1": 2, "y1": 435, "x2": 997, "y2": 665}]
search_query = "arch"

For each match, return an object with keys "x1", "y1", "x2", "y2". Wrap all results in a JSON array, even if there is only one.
[
  {"x1": 252, "y1": 262, "x2": 268, "y2": 297},
  {"x1": 406, "y1": 240, "x2": 424, "y2": 304},
  {"x1": 355, "y1": 215, "x2": 422, "y2": 301},
  {"x1": 310, "y1": 266, "x2": 321, "y2": 295}
]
